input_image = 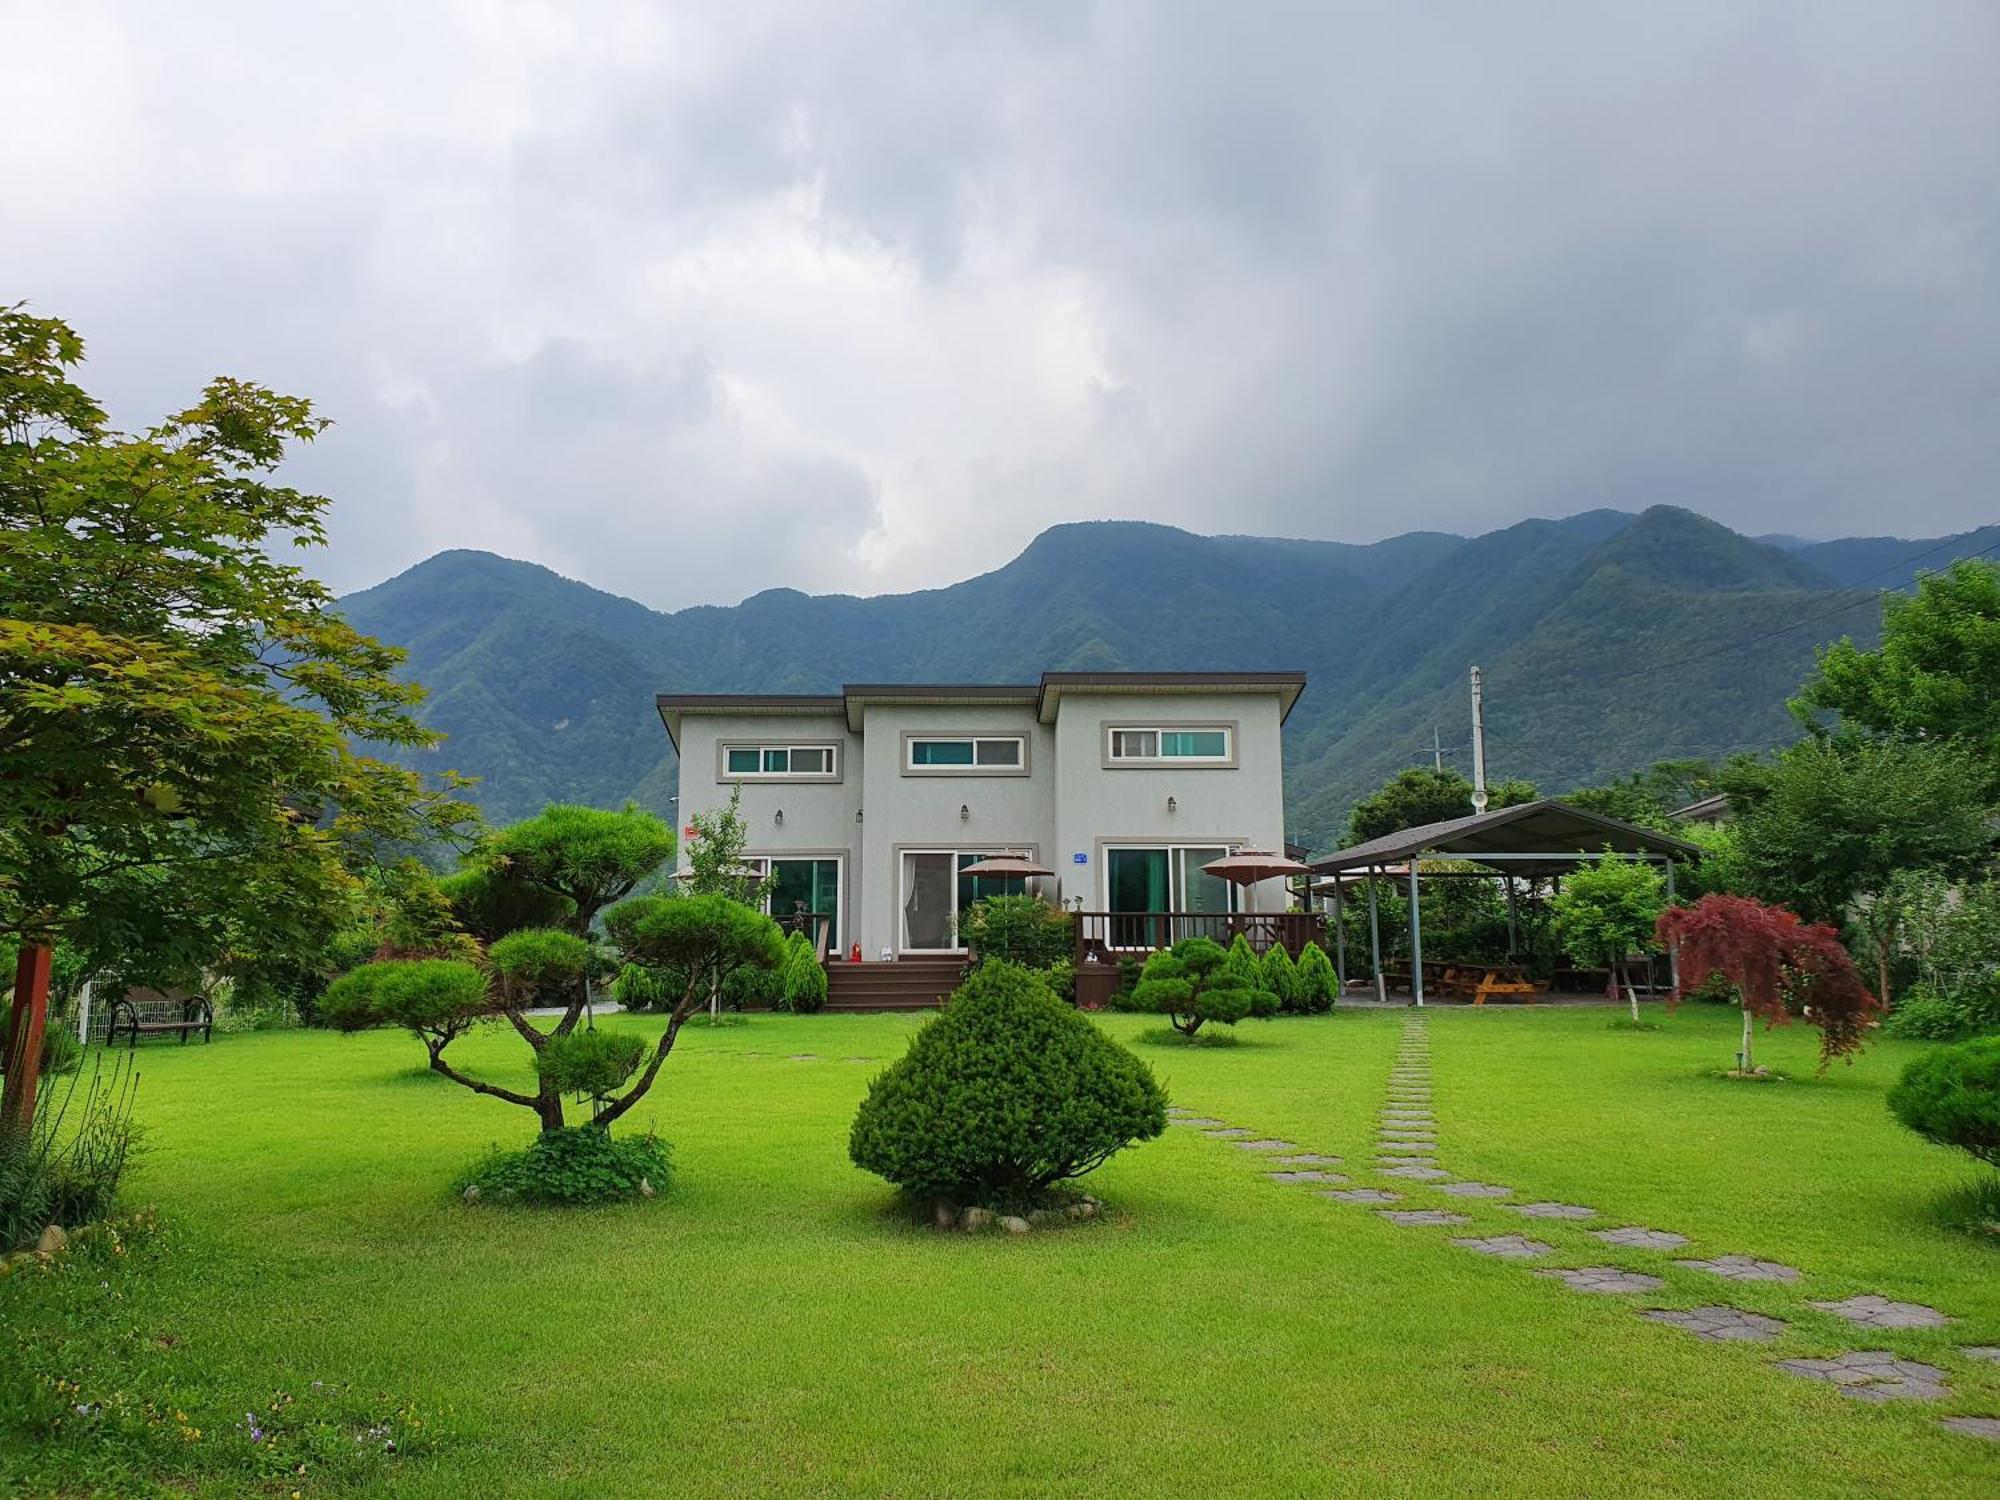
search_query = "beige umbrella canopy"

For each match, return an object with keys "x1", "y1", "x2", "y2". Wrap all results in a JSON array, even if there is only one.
[
  {"x1": 957, "y1": 852, "x2": 1057, "y2": 880},
  {"x1": 1202, "y1": 848, "x2": 1310, "y2": 885}
]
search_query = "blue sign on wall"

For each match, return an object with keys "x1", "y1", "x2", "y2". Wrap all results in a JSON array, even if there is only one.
[{"x1": 1072, "y1": 852, "x2": 1088, "y2": 864}]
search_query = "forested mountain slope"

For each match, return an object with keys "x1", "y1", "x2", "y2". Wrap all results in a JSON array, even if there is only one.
[{"x1": 338, "y1": 506, "x2": 1996, "y2": 848}]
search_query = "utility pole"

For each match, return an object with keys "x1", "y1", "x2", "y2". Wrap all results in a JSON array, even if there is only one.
[
  {"x1": 1431, "y1": 726, "x2": 1445, "y2": 772},
  {"x1": 1469, "y1": 666, "x2": 1488, "y2": 812}
]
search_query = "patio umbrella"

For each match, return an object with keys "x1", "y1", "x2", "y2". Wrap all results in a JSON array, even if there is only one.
[
  {"x1": 1203, "y1": 847, "x2": 1312, "y2": 913},
  {"x1": 956, "y1": 852, "x2": 1056, "y2": 880}
]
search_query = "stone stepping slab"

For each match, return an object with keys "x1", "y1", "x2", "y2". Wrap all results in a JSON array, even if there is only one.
[
  {"x1": 1377, "y1": 1142, "x2": 1438, "y2": 1155},
  {"x1": 1325, "y1": 1188, "x2": 1401, "y2": 1204},
  {"x1": 1273, "y1": 1153, "x2": 1343, "y2": 1166},
  {"x1": 1452, "y1": 1234, "x2": 1553, "y2": 1260},
  {"x1": 1511, "y1": 1202, "x2": 1597, "y2": 1221},
  {"x1": 1642, "y1": 1305, "x2": 1786, "y2": 1343},
  {"x1": 1964, "y1": 1346, "x2": 2000, "y2": 1364},
  {"x1": 1594, "y1": 1226, "x2": 1689, "y2": 1251},
  {"x1": 1538, "y1": 1266, "x2": 1665, "y2": 1295},
  {"x1": 1379, "y1": 1163, "x2": 1451, "y2": 1180},
  {"x1": 1773, "y1": 1351, "x2": 1950, "y2": 1402},
  {"x1": 1676, "y1": 1254, "x2": 1800, "y2": 1284},
  {"x1": 1383, "y1": 1110, "x2": 1434, "y2": 1120},
  {"x1": 1808, "y1": 1294, "x2": 1951, "y2": 1330},
  {"x1": 1380, "y1": 1209, "x2": 1470, "y2": 1227},
  {"x1": 1171, "y1": 1117, "x2": 1226, "y2": 1127},
  {"x1": 788, "y1": 1054, "x2": 819, "y2": 1061},
  {"x1": 1942, "y1": 1417, "x2": 2000, "y2": 1441},
  {"x1": 1268, "y1": 1169, "x2": 1347, "y2": 1185},
  {"x1": 1202, "y1": 1128, "x2": 1255, "y2": 1138},
  {"x1": 1231, "y1": 1139, "x2": 1302, "y2": 1152},
  {"x1": 1439, "y1": 1181, "x2": 1513, "y2": 1198}
]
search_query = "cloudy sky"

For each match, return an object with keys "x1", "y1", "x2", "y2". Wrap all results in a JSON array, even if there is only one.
[{"x1": 4, "y1": 3, "x2": 1997, "y2": 610}]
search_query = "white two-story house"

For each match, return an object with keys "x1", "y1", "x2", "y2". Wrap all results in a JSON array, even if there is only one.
[{"x1": 657, "y1": 671, "x2": 1306, "y2": 996}]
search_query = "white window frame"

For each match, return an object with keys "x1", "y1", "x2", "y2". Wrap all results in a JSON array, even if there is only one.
[
  {"x1": 720, "y1": 742, "x2": 839, "y2": 781},
  {"x1": 1105, "y1": 724, "x2": 1235, "y2": 766},
  {"x1": 901, "y1": 733, "x2": 1029, "y2": 776}
]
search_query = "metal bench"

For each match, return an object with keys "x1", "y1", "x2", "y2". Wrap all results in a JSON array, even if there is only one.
[{"x1": 106, "y1": 994, "x2": 214, "y2": 1048}]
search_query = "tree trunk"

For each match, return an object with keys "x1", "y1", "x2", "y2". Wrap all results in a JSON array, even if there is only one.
[
  {"x1": 1740, "y1": 1005, "x2": 1754, "y2": 1073},
  {"x1": 0, "y1": 942, "x2": 53, "y2": 1137},
  {"x1": 1622, "y1": 962, "x2": 1639, "y2": 1023},
  {"x1": 537, "y1": 1084, "x2": 567, "y2": 1134}
]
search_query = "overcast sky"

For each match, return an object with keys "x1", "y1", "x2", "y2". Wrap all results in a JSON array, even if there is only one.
[{"x1": 5, "y1": 3, "x2": 1997, "y2": 610}]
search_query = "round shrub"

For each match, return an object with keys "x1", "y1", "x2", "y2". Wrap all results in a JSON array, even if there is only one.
[
  {"x1": 1888, "y1": 1035, "x2": 2000, "y2": 1168},
  {"x1": 849, "y1": 961, "x2": 1166, "y2": 1206},
  {"x1": 1884, "y1": 991, "x2": 1974, "y2": 1042},
  {"x1": 961, "y1": 894, "x2": 1072, "y2": 971},
  {"x1": 457, "y1": 1125, "x2": 672, "y2": 1206}
]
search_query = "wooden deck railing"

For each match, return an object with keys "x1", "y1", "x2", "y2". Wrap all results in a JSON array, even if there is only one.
[{"x1": 1072, "y1": 910, "x2": 1326, "y2": 967}]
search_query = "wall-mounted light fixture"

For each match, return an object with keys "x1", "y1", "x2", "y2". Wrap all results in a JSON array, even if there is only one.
[
  {"x1": 774, "y1": 808, "x2": 784, "y2": 827},
  {"x1": 1167, "y1": 795, "x2": 1178, "y2": 814},
  {"x1": 856, "y1": 807, "x2": 864, "y2": 823},
  {"x1": 960, "y1": 803, "x2": 970, "y2": 822}
]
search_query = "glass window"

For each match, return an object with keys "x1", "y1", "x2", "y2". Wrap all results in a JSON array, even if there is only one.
[
  {"x1": 724, "y1": 744, "x2": 835, "y2": 777},
  {"x1": 1111, "y1": 729, "x2": 1158, "y2": 759},
  {"x1": 767, "y1": 858, "x2": 840, "y2": 951},
  {"x1": 911, "y1": 739, "x2": 976, "y2": 766},
  {"x1": 725, "y1": 747, "x2": 760, "y2": 774},
  {"x1": 761, "y1": 748, "x2": 789, "y2": 773},
  {"x1": 790, "y1": 747, "x2": 832, "y2": 774},
  {"x1": 1162, "y1": 729, "x2": 1229, "y2": 758},
  {"x1": 974, "y1": 738, "x2": 1021, "y2": 766}
]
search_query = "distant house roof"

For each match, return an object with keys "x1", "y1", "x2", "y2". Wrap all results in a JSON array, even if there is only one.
[
  {"x1": 1670, "y1": 792, "x2": 1731, "y2": 824},
  {"x1": 656, "y1": 671, "x2": 1307, "y2": 748},
  {"x1": 1309, "y1": 799, "x2": 1702, "y2": 877}
]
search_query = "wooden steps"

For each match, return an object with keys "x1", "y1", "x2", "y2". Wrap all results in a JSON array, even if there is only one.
[{"x1": 823, "y1": 958, "x2": 964, "y2": 1011}]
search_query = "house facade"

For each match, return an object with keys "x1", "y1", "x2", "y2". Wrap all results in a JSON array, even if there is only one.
[{"x1": 657, "y1": 672, "x2": 1305, "y2": 962}]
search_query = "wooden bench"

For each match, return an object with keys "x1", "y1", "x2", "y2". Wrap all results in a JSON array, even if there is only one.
[{"x1": 106, "y1": 995, "x2": 214, "y2": 1048}]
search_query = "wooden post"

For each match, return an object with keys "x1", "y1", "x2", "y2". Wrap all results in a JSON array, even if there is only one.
[
  {"x1": 1408, "y1": 862, "x2": 1426, "y2": 1008},
  {"x1": 1504, "y1": 878, "x2": 1519, "y2": 955},
  {"x1": 1663, "y1": 858, "x2": 1679, "y2": 994},
  {"x1": 1, "y1": 942, "x2": 53, "y2": 1136}
]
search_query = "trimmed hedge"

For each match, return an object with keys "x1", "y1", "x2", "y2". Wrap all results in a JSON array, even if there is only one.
[
  {"x1": 849, "y1": 962, "x2": 1166, "y2": 1206},
  {"x1": 1888, "y1": 1035, "x2": 2000, "y2": 1169}
]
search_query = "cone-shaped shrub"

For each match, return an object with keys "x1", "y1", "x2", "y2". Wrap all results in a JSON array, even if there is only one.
[
  {"x1": 1224, "y1": 933, "x2": 1262, "y2": 984},
  {"x1": 849, "y1": 962, "x2": 1167, "y2": 1205},
  {"x1": 778, "y1": 931, "x2": 828, "y2": 1013},
  {"x1": 1261, "y1": 944, "x2": 1302, "y2": 1012},
  {"x1": 1295, "y1": 943, "x2": 1339, "y2": 1013}
]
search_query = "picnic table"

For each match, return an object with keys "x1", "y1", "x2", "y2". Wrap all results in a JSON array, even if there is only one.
[{"x1": 1439, "y1": 961, "x2": 1548, "y2": 1006}]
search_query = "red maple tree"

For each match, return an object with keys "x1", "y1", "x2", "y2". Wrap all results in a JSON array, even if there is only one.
[{"x1": 1656, "y1": 894, "x2": 1880, "y2": 1072}]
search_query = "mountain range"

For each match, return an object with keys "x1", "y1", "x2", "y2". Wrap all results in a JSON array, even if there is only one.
[{"x1": 336, "y1": 506, "x2": 2000, "y2": 851}]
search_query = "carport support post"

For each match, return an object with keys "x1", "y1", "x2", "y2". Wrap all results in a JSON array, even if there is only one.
[
  {"x1": 1367, "y1": 869, "x2": 1386, "y2": 1004},
  {"x1": 1331, "y1": 877, "x2": 1347, "y2": 986},
  {"x1": 1408, "y1": 862, "x2": 1425, "y2": 1008},
  {"x1": 1664, "y1": 858, "x2": 1679, "y2": 994},
  {"x1": 1504, "y1": 878, "x2": 1519, "y2": 955}
]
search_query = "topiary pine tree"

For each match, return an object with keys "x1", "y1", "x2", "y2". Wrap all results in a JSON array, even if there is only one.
[
  {"x1": 1261, "y1": 944, "x2": 1303, "y2": 1012},
  {"x1": 849, "y1": 962, "x2": 1166, "y2": 1209},
  {"x1": 1887, "y1": 1036, "x2": 2000, "y2": 1170},
  {"x1": 1125, "y1": 936, "x2": 1279, "y2": 1037}
]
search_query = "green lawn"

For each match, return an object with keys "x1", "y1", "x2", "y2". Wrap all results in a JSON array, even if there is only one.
[{"x1": 4, "y1": 1003, "x2": 1997, "y2": 1497}]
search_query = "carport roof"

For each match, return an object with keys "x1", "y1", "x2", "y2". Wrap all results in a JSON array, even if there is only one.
[{"x1": 1309, "y1": 799, "x2": 1701, "y2": 876}]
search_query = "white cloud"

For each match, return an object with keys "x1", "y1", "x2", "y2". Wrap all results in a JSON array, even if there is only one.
[{"x1": 3, "y1": 1, "x2": 1996, "y2": 608}]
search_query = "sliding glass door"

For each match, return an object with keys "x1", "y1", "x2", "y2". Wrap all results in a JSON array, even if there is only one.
[
  {"x1": 899, "y1": 850, "x2": 1032, "y2": 953},
  {"x1": 1105, "y1": 844, "x2": 1234, "y2": 947},
  {"x1": 763, "y1": 858, "x2": 840, "y2": 953}
]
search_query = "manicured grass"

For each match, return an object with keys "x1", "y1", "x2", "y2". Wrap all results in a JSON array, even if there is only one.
[{"x1": 3, "y1": 1003, "x2": 1998, "y2": 1496}]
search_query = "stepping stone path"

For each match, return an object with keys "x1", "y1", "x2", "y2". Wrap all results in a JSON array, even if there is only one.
[
  {"x1": 1452, "y1": 1234, "x2": 1553, "y2": 1260},
  {"x1": 1593, "y1": 1226, "x2": 1688, "y2": 1250},
  {"x1": 1378, "y1": 1142, "x2": 1437, "y2": 1155},
  {"x1": 1232, "y1": 1139, "x2": 1301, "y2": 1152},
  {"x1": 1203, "y1": 1128, "x2": 1254, "y2": 1138},
  {"x1": 1380, "y1": 1209, "x2": 1470, "y2": 1227},
  {"x1": 1808, "y1": 1294, "x2": 1952, "y2": 1330},
  {"x1": 1642, "y1": 1306, "x2": 1787, "y2": 1343},
  {"x1": 1512, "y1": 1201, "x2": 1596, "y2": 1220},
  {"x1": 1677, "y1": 1254, "x2": 1801, "y2": 1284},
  {"x1": 1773, "y1": 1351, "x2": 1950, "y2": 1402},
  {"x1": 1325, "y1": 1188, "x2": 1400, "y2": 1205},
  {"x1": 1963, "y1": 1346, "x2": 2000, "y2": 1364},
  {"x1": 1537, "y1": 1266, "x2": 1664, "y2": 1295},
  {"x1": 1380, "y1": 1163, "x2": 1451, "y2": 1181},
  {"x1": 1268, "y1": 1169, "x2": 1347, "y2": 1185},
  {"x1": 1942, "y1": 1417, "x2": 2000, "y2": 1441},
  {"x1": 1438, "y1": 1181, "x2": 1512, "y2": 1198},
  {"x1": 1173, "y1": 1117, "x2": 1225, "y2": 1128},
  {"x1": 1274, "y1": 1153, "x2": 1343, "y2": 1166},
  {"x1": 788, "y1": 1054, "x2": 819, "y2": 1061}
]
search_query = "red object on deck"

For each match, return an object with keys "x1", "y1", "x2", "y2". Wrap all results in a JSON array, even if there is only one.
[{"x1": 848, "y1": 943, "x2": 862, "y2": 965}]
